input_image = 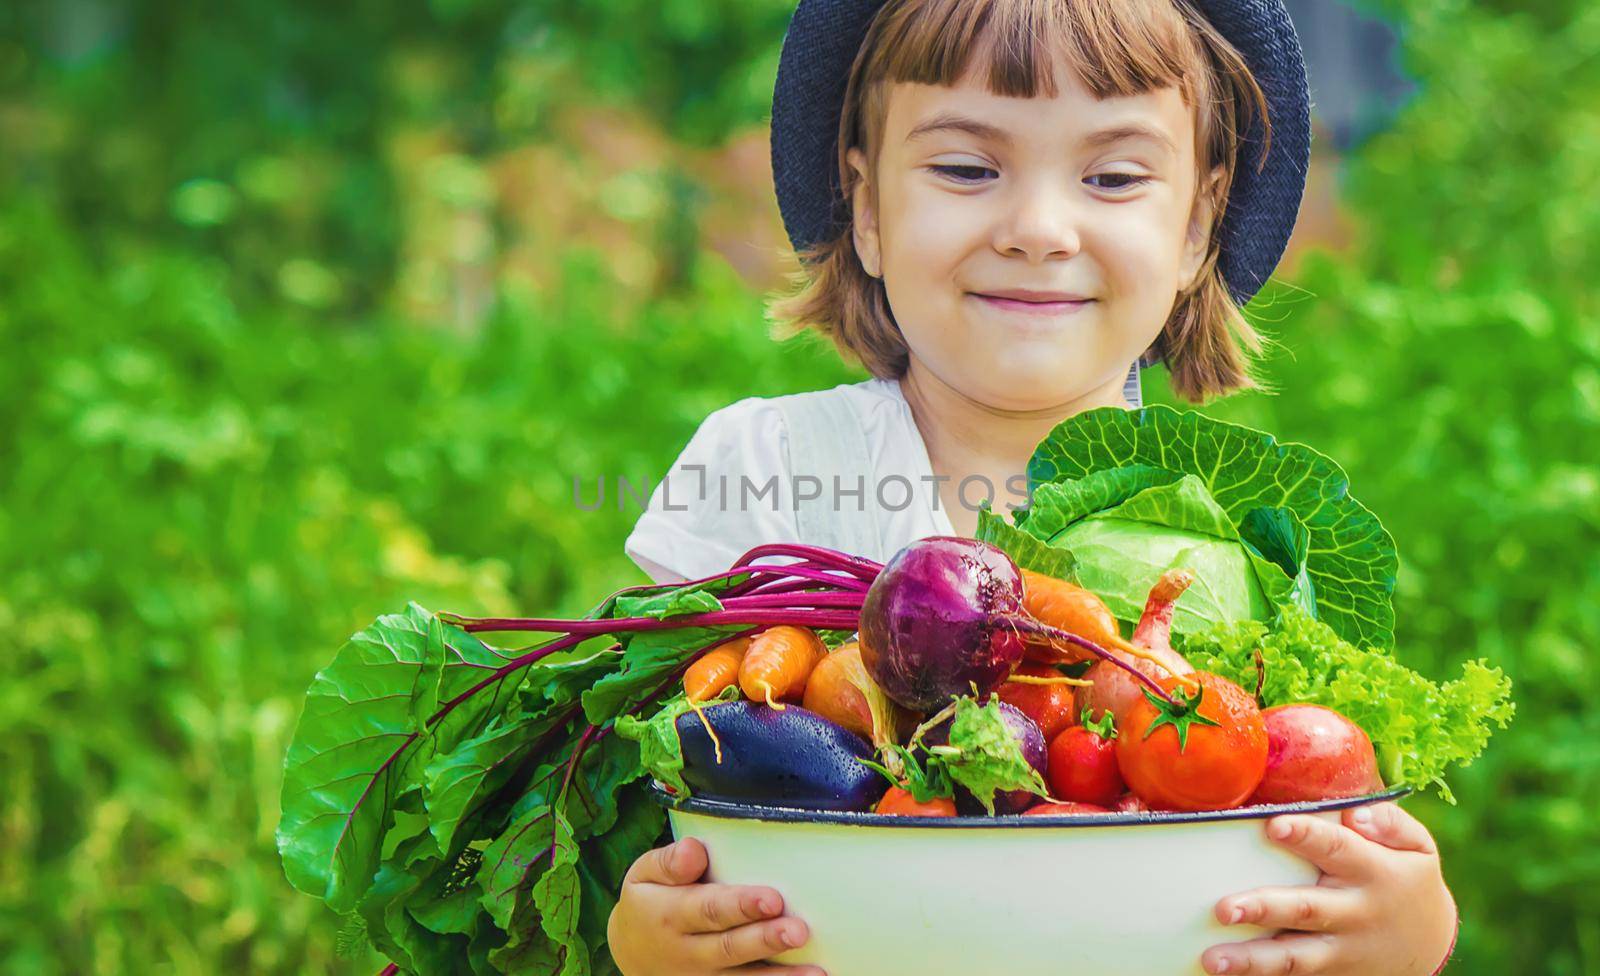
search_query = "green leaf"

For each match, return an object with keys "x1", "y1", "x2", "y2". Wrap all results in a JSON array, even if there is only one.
[
  {"x1": 424, "y1": 646, "x2": 625, "y2": 854},
  {"x1": 478, "y1": 803, "x2": 558, "y2": 932},
  {"x1": 940, "y1": 697, "x2": 1048, "y2": 814},
  {"x1": 411, "y1": 614, "x2": 448, "y2": 736},
  {"x1": 278, "y1": 604, "x2": 528, "y2": 913},
  {"x1": 580, "y1": 625, "x2": 745, "y2": 726},
  {"x1": 1019, "y1": 466, "x2": 1180, "y2": 537},
  {"x1": 1026, "y1": 406, "x2": 1398, "y2": 648},
  {"x1": 1238, "y1": 507, "x2": 1318, "y2": 618},
  {"x1": 974, "y1": 504, "x2": 1078, "y2": 581},
  {"x1": 613, "y1": 588, "x2": 723, "y2": 620},
  {"x1": 423, "y1": 711, "x2": 563, "y2": 855},
  {"x1": 531, "y1": 814, "x2": 588, "y2": 976}
]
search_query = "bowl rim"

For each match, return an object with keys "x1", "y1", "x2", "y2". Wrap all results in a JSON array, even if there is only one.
[{"x1": 649, "y1": 782, "x2": 1413, "y2": 828}]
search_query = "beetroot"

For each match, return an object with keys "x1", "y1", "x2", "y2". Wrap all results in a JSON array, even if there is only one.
[
  {"x1": 859, "y1": 537, "x2": 1176, "y2": 714},
  {"x1": 1249, "y1": 704, "x2": 1383, "y2": 804},
  {"x1": 859, "y1": 537, "x2": 1029, "y2": 711}
]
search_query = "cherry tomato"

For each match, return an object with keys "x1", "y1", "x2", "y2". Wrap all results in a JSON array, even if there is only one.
[
  {"x1": 1045, "y1": 713, "x2": 1124, "y2": 807},
  {"x1": 998, "y1": 664, "x2": 1080, "y2": 740},
  {"x1": 1115, "y1": 671, "x2": 1267, "y2": 812}
]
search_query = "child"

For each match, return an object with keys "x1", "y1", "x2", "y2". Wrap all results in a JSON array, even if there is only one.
[{"x1": 610, "y1": 0, "x2": 1460, "y2": 973}]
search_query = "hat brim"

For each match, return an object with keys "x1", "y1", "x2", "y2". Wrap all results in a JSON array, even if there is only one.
[{"x1": 769, "y1": 0, "x2": 1311, "y2": 308}]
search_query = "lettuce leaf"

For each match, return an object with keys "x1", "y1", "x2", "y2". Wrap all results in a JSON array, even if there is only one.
[{"x1": 1178, "y1": 605, "x2": 1515, "y2": 802}]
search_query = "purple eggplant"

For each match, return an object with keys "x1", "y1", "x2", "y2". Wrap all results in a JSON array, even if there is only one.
[
  {"x1": 922, "y1": 701, "x2": 1047, "y2": 815},
  {"x1": 676, "y1": 701, "x2": 885, "y2": 811}
]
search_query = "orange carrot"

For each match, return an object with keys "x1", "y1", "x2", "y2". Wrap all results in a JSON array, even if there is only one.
[
  {"x1": 683, "y1": 636, "x2": 751, "y2": 703},
  {"x1": 1020, "y1": 569, "x2": 1184, "y2": 676},
  {"x1": 739, "y1": 625, "x2": 826, "y2": 709}
]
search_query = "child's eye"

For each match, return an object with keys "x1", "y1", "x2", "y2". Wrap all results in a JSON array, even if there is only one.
[
  {"x1": 930, "y1": 164, "x2": 997, "y2": 184},
  {"x1": 1086, "y1": 172, "x2": 1152, "y2": 191}
]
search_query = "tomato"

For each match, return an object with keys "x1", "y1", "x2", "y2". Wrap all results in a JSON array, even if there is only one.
[
  {"x1": 1022, "y1": 801, "x2": 1112, "y2": 816},
  {"x1": 1115, "y1": 672, "x2": 1267, "y2": 812},
  {"x1": 1249, "y1": 704, "x2": 1383, "y2": 804},
  {"x1": 873, "y1": 786, "x2": 958, "y2": 817},
  {"x1": 998, "y1": 664, "x2": 1080, "y2": 740},
  {"x1": 1045, "y1": 713, "x2": 1124, "y2": 807}
]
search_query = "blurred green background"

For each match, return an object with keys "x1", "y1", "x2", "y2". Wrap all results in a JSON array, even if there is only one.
[{"x1": 1, "y1": 0, "x2": 1595, "y2": 972}]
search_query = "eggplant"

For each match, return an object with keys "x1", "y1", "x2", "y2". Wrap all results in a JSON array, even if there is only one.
[
  {"x1": 676, "y1": 701, "x2": 885, "y2": 811},
  {"x1": 922, "y1": 701, "x2": 1047, "y2": 815}
]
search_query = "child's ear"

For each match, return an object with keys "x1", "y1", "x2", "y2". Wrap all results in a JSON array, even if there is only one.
[
  {"x1": 1178, "y1": 165, "x2": 1225, "y2": 293},
  {"x1": 846, "y1": 146, "x2": 883, "y2": 278}
]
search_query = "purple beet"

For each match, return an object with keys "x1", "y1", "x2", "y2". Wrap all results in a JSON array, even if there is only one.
[
  {"x1": 859, "y1": 537, "x2": 1029, "y2": 711},
  {"x1": 923, "y1": 701, "x2": 1047, "y2": 815}
]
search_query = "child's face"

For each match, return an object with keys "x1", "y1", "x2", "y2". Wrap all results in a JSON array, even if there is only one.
[{"x1": 848, "y1": 50, "x2": 1217, "y2": 412}]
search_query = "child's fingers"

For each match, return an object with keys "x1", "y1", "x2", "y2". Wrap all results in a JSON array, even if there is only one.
[
  {"x1": 624, "y1": 838, "x2": 709, "y2": 886},
  {"x1": 1213, "y1": 884, "x2": 1362, "y2": 933},
  {"x1": 1201, "y1": 931, "x2": 1339, "y2": 975},
  {"x1": 1263, "y1": 815, "x2": 1375, "y2": 879},
  {"x1": 676, "y1": 884, "x2": 786, "y2": 933},
  {"x1": 725, "y1": 968, "x2": 828, "y2": 976},
  {"x1": 1342, "y1": 801, "x2": 1438, "y2": 856},
  {"x1": 691, "y1": 917, "x2": 809, "y2": 969}
]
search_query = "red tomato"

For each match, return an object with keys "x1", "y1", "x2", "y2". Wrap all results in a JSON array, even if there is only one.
[
  {"x1": 1116, "y1": 672, "x2": 1267, "y2": 812},
  {"x1": 998, "y1": 664, "x2": 1080, "y2": 740},
  {"x1": 1022, "y1": 801, "x2": 1112, "y2": 816},
  {"x1": 1046, "y1": 721, "x2": 1124, "y2": 807},
  {"x1": 874, "y1": 786, "x2": 958, "y2": 817}
]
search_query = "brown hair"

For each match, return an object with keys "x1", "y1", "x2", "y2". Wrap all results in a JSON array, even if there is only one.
[{"x1": 766, "y1": 0, "x2": 1273, "y2": 403}]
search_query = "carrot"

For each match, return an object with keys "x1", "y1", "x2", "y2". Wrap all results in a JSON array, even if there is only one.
[
  {"x1": 1019, "y1": 568, "x2": 1186, "y2": 677},
  {"x1": 739, "y1": 625, "x2": 826, "y2": 709},
  {"x1": 684, "y1": 636, "x2": 751, "y2": 702},
  {"x1": 681, "y1": 636, "x2": 752, "y2": 766}
]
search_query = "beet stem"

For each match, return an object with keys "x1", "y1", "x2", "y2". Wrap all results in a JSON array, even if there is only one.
[
  {"x1": 720, "y1": 591, "x2": 864, "y2": 611},
  {"x1": 451, "y1": 609, "x2": 860, "y2": 636},
  {"x1": 730, "y1": 543, "x2": 883, "y2": 580}
]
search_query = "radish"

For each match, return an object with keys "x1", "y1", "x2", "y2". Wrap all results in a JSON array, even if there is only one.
[{"x1": 1249, "y1": 704, "x2": 1383, "y2": 804}]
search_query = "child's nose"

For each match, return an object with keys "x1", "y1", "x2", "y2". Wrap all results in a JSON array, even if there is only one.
[{"x1": 993, "y1": 182, "x2": 1084, "y2": 262}]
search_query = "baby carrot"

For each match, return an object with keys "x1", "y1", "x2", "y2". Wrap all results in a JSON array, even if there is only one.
[
  {"x1": 681, "y1": 636, "x2": 752, "y2": 766},
  {"x1": 683, "y1": 636, "x2": 751, "y2": 702},
  {"x1": 739, "y1": 625, "x2": 826, "y2": 709}
]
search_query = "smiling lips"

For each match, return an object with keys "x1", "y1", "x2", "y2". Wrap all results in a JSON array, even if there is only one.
[{"x1": 971, "y1": 289, "x2": 1095, "y2": 315}]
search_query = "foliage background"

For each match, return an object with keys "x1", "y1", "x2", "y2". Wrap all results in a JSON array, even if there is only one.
[{"x1": 0, "y1": 0, "x2": 1594, "y2": 972}]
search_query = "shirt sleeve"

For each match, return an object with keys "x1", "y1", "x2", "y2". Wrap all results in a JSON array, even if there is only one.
[{"x1": 624, "y1": 397, "x2": 800, "y2": 583}]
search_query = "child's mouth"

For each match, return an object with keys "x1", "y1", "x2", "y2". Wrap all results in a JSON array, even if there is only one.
[{"x1": 970, "y1": 293, "x2": 1095, "y2": 316}]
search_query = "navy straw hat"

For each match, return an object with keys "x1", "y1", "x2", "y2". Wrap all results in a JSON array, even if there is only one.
[{"x1": 770, "y1": 0, "x2": 1311, "y2": 308}]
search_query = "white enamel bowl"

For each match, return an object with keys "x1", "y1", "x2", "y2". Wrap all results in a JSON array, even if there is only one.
[{"x1": 655, "y1": 785, "x2": 1407, "y2": 976}]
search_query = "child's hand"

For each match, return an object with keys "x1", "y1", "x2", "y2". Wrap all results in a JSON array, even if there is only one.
[
  {"x1": 608, "y1": 838, "x2": 827, "y2": 976},
  {"x1": 1201, "y1": 802, "x2": 1458, "y2": 975}
]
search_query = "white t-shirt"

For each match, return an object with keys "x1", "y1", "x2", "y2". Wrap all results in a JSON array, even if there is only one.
[
  {"x1": 624, "y1": 378, "x2": 956, "y2": 582},
  {"x1": 624, "y1": 368, "x2": 1143, "y2": 584}
]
